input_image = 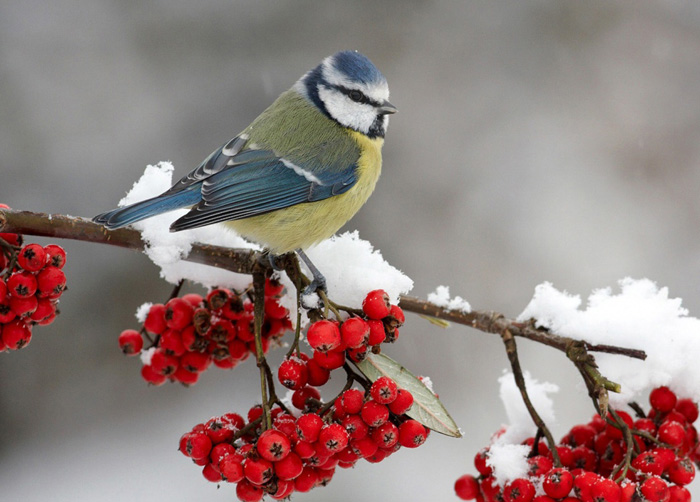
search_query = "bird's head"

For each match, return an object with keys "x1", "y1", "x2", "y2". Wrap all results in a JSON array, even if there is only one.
[{"x1": 295, "y1": 51, "x2": 397, "y2": 139}]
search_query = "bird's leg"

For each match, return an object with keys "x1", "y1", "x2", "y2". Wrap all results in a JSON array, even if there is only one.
[
  {"x1": 260, "y1": 251, "x2": 287, "y2": 272},
  {"x1": 295, "y1": 249, "x2": 327, "y2": 296}
]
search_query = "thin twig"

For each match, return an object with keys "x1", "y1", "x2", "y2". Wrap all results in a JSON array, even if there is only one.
[
  {"x1": 252, "y1": 268, "x2": 271, "y2": 431},
  {"x1": 500, "y1": 328, "x2": 561, "y2": 467}
]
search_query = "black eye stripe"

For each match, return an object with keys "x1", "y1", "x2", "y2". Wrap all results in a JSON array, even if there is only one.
[{"x1": 335, "y1": 85, "x2": 381, "y2": 107}]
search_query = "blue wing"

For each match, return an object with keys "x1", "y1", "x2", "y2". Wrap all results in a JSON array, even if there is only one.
[
  {"x1": 94, "y1": 134, "x2": 359, "y2": 231},
  {"x1": 169, "y1": 147, "x2": 357, "y2": 231}
]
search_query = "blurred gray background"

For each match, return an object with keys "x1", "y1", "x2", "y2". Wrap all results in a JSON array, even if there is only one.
[{"x1": 1, "y1": 1, "x2": 700, "y2": 500}]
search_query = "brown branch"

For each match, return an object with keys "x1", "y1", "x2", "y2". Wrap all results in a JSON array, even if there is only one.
[
  {"x1": 0, "y1": 209, "x2": 648, "y2": 365},
  {"x1": 397, "y1": 296, "x2": 647, "y2": 360}
]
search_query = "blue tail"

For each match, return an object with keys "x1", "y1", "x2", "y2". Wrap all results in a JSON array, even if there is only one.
[{"x1": 93, "y1": 186, "x2": 202, "y2": 230}]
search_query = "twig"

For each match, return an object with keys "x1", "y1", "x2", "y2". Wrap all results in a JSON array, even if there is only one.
[
  {"x1": 500, "y1": 328, "x2": 561, "y2": 467},
  {"x1": 252, "y1": 268, "x2": 271, "y2": 431}
]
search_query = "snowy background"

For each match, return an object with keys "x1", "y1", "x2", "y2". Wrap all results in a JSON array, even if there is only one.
[{"x1": 1, "y1": 1, "x2": 700, "y2": 501}]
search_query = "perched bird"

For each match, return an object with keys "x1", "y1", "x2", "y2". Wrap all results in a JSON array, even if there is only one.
[{"x1": 93, "y1": 50, "x2": 396, "y2": 292}]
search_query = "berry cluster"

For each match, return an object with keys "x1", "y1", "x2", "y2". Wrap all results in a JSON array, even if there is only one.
[
  {"x1": 300, "y1": 288, "x2": 405, "y2": 373},
  {"x1": 118, "y1": 279, "x2": 292, "y2": 386},
  {"x1": 179, "y1": 374, "x2": 426, "y2": 501},
  {"x1": 455, "y1": 386, "x2": 698, "y2": 502},
  {"x1": 0, "y1": 204, "x2": 67, "y2": 350}
]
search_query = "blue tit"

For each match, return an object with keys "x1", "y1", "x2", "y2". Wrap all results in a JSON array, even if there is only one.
[{"x1": 93, "y1": 50, "x2": 396, "y2": 292}]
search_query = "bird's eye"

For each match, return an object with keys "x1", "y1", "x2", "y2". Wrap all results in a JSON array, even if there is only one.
[{"x1": 348, "y1": 90, "x2": 364, "y2": 102}]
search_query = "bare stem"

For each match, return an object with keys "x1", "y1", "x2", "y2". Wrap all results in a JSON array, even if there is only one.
[
  {"x1": 500, "y1": 328, "x2": 562, "y2": 467},
  {"x1": 252, "y1": 268, "x2": 271, "y2": 431}
]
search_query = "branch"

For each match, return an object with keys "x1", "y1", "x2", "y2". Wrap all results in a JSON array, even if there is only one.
[{"x1": 0, "y1": 209, "x2": 648, "y2": 365}]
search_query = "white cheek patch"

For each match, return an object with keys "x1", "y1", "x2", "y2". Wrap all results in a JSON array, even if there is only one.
[
  {"x1": 321, "y1": 59, "x2": 390, "y2": 103},
  {"x1": 318, "y1": 85, "x2": 376, "y2": 134}
]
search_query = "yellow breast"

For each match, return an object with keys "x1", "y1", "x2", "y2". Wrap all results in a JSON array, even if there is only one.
[{"x1": 225, "y1": 131, "x2": 384, "y2": 253}]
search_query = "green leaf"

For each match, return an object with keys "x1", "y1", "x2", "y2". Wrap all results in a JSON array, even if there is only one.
[
  {"x1": 419, "y1": 314, "x2": 451, "y2": 328},
  {"x1": 355, "y1": 353, "x2": 462, "y2": 437}
]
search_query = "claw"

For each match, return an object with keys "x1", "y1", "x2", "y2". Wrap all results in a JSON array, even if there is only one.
[{"x1": 296, "y1": 249, "x2": 327, "y2": 297}]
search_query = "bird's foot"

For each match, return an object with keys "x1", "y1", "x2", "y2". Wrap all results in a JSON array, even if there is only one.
[{"x1": 260, "y1": 251, "x2": 287, "y2": 272}]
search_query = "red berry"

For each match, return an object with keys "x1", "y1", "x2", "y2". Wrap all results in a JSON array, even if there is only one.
[
  {"x1": 312, "y1": 348, "x2": 345, "y2": 370},
  {"x1": 504, "y1": 478, "x2": 536, "y2": 502},
  {"x1": 474, "y1": 447, "x2": 493, "y2": 476},
  {"x1": 264, "y1": 298, "x2": 287, "y2": 320},
  {"x1": 118, "y1": 329, "x2": 143, "y2": 355},
  {"x1": 621, "y1": 483, "x2": 637, "y2": 502},
  {"x1": 305, "y1": 357, "x2": 330, "y2": 386},
  {"x1": 362, "y1": 289, "x2": 391, "y2": 319},
  {"x1": 201, "y1": 462, "x2": 221, "y2": 483},
  {"x1": 10, "y1": 294, "x2": 38, "y2": 317},
  {"x1": 172, "y1": 366, "x2": 199, "y2": 385},
  {"x1": 30, "y1": 298, "x2": 55, "y2": 323},
  {"x1": 573, "y1": 471, "x2": 602, "y2": 502},
  {"x1": 164, "y1": 297, "x2": 193, "y2": 330},
  {"x1": 361, "y1": 400, "x2": 389, "y2": 427},
  {"x1": 150, "y1": 350, "x2": 178, "y2": 376},
  {"x1": 204, "y1": 416, "x2": 235, "y2": 444},
  {"x1": 278, "y1": 357, "x2": 308, "y2": 390},
  {"x1": 347, "y1": 344, "x2": 368, "y2": 362},
  {"x1": 340, "y1": 388, "x2": 365, "y2": 414},
  {"x1": 342, "y1": 414, "x2": 369, "y2": 440},
  {"x1": 140, "y1": 364, "x2": 167, "y2": 385},
  {"x1": 371, "y1": 421, "x2": 399, "y2": 449},
  {"x1": 159, "y1": 329, "x2": 186, "y2": 356},
  {"x1": 455, "y1": 474, "x2": 480, "y2": 500},
  {"x1": 591, "y1": 478, "x2": 621, "y2": 502},
  {"x1": 658, "y1": 421, "x2": 685, "y2": 448},
  {"x1": 398, "y1": 419, "x2": 427, "y2": 448},
  {"x1": 296, "y1": 413, "x2": 324, "y2": 443},
  {"x1": 527, "y1": 455, "x2": 554, "y2": 477},
  {"x1": 634, "y1": 418, "x2": 657, "y2": 436},
  {"x1": 639, "y1": 477, "x2": 669, "y2": 502},
  {"x1": 563, "y1": 424, "x2": 597, "y2": 449},
  {"x1": 44, "y1": 244, "x2": 66, "y2": 268},
  {"x1": 571, "y1": 446, "x2": 598, "y2": 471},
  {"x1": 291, "y1": 385, "x2": 321, "y2": 410},
  {"x1": 256, "y1": 429, "x2": 291, "y2": 462},
  {"x1": 370, "y1": 376, "x2": 399, "y2": 404},
  {"x1": 36, "y1": 267, "x2": 66, "y2": 298},
  {"x1": 294, "y1": 466, "x2": 320, "y2": 493},
  {"x1": 340, "y1": 317, "x2": 370, "y2": 348},
  {"x1": 144, "y1": 303, "x2": 167, "y2": 335},
  {"x1": 318, "y1": 423, "x2": 349, "y2": 455},
  {"x1": 543, "y1": 468, "x2": 574, "y2": 499},
  {"x1": 180, "y1": 351, "x2": 210, "y2": 373},
  {"x1": 367, "y1": 319, "x2": 386, "y2": 345},
  {"x1": 667, "y1": 457, "x2": 695, "y2": 486},
  {"x1": 243, "y1": 456, "x2": 274, "y2": 485},
  {"x1": 274, "y1": 451, "x2": 303, "y2": 480},
  {"x1": 668, "y1": 486, "x2": 690, "y2": 502},
  {"x1": 7, "y1": 271, "x2": 37, "y2": 298},
  {"x1": 185, "y1": 431, "x2": 213, "y2": 460},
  {"x1": 17, "y1": 243, "x2": 46, "y2": 272},
  {"x1": 2, "y1": 319, "x2": 31, "y2": 350},
  {"x1": 650, "y1": 386, "x2": 678, "y2": 413},
  {"x1": 388, "y1": 388, "x2": 414, "y2": 415},
  {"x1": 219, "y1": 453, "x2": 245, "y2": 482},
  {"x1": 306, "y1": 320, "x2": 341, "y2": 353},
  {"x1": 236, "y1": 479, "x2": 264, "y2": 502},
  {"x1": 675, "y1": 399, "x2": 699, "y2": 424}
]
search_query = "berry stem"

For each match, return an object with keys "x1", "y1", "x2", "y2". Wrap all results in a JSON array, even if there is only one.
[
  {"x1": 609, "y1": 408, "x2": 635, "y2": 482},
  {"x1": 500, "y1": 328, "x2": 562, "y2": 467},
  {"x1": 252, "y1": 268, "x2": 272, "y2": 431}
]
